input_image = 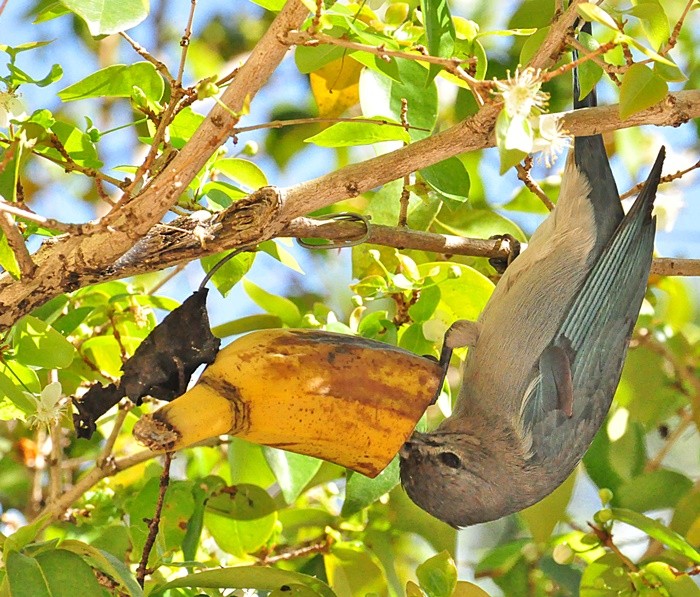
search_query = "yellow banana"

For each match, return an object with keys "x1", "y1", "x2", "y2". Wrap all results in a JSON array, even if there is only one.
[{"x1": 133, "y1": 329, "x2": 442, "y2": 477}]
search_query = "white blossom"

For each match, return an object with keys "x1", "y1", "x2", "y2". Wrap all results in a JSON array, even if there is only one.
[
  {"x1": 532, "y1": 115, "x2": 572, "y2": 168},
  {"x1": 0, "y1": 92, "x2": 26, "y2": 128},
  {"x1": 493, "y1": 67, "x2": 549, "y2": 119},
  {"x1": 26, "y1": 382, "x2": 65, "y2": 428}
]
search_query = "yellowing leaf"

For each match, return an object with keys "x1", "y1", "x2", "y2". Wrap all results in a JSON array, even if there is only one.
[{"x1": 310, "y1": 58, "x2": 362, "y2": 118}]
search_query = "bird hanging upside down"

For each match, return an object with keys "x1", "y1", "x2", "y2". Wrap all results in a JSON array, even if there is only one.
[{"x1": 399, "y1": 21, "x2": 666, "y2": 527}]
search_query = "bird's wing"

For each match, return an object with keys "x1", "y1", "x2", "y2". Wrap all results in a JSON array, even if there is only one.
[{"x1": 519, "y1": 148, "x2": 665, "y2": 464}]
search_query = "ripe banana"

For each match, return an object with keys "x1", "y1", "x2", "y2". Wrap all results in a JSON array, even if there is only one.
[{"x1": 133, "y1": 329, "x2": 442, "y2": 477}]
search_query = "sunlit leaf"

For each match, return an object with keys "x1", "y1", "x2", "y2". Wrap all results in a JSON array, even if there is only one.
[{"x1": 60, "y1": 0, "x2": 150, "y2": 35}]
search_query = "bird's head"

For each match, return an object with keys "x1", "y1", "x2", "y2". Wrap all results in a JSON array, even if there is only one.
[{"x1": 399, "y1": 429, "x2": 537, "y2": 527}]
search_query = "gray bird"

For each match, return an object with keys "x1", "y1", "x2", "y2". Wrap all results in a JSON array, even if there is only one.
[{"x1": 399, "y1": 23, "x2": 666, "y2": 527}]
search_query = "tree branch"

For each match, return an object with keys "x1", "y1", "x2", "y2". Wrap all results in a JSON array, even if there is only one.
[
  {"x1": 0, "y1": 0, "x2": 310, "y2": 329},
  {"x1": 1, "y1": 0, "x2": 698, "y2": 329}
]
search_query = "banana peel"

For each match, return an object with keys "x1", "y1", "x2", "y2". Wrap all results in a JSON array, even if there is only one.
[{"x1": 133, "y1": 329, "x2": 443, "y2": 477}]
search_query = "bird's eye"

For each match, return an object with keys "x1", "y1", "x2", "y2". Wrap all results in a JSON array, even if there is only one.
[{"x1": 439, "y1": 451, "x2": 462, "y2": 469}]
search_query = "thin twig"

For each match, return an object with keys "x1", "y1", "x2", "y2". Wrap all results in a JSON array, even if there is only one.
[
  {"x1": 620, "y1": 159, "x2": 700, "y2": 200},
  {"x1": 661, "y1": 0, "x2": 695, "y2": 55},
  {"x1": 516, "y1": 156, "x2": 555, "y2": 211},
  {"x1": 119, "y1": 32, "x2": 176, "y2": 85},
  {"x1": 146, "y1": 264, "x2": 187, "y2": 295},
  {"x1": 398, "y1": 98, "x2": 411, "y2": 227},
  {"x1": 0, "y1": 200, "x2": 83, "y2": 233},
  {"x1": 177, "y1": 0, "x2": 197, "y2": 86},
  {"x1": 136, "y1": 452, "x2": 172, "y2": 588},
  {"x1": 232, "y1": 116, "x2": 429, "y2": 135},
  {"x1": 544, "y1": 39, "x2": 619, "y2": 81},
  {"x1": 34, "y1": 137, "x2": 126, "y2": 189},
  {"x1": 96, "y1": 402, "x2": 132, "y2": 468},
  {"x1": 284, "y1": 30, "x2": 482, "y2": 88},
  {"x1": 35, "y1": 437, "x2": 225, "y2": 525},
  {"x1": 589, "y1": 523, "x2": 639, "y2": 572},
  {"x1": 256, "y1": 536, "x2": 333, "y2": 565}
]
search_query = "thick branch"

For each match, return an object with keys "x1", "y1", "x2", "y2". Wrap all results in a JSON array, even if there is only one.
[
  {"x1": 0, "y1": 0, "x2": 310, "y2": 329},
  {"x1": 0, "y1": 0, "x2": 698, "y2": 328}
]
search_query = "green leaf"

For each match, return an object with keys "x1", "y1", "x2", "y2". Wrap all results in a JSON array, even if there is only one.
[
  {"x1": 365, "y1": 179, "x2": 441, "y2": 230},
  {"x1": 0, "y1": 370, "x2": 34, "y2": 417},
  {"x1": 259, "y1": 240, "x2": 304, "y2": 274},
  {"x1": 243, "y1": 279, "x2": 302, "y2": 327},
  {"x1": 325, "y1": 543, "x2": 386, "y2": 597},
  {"x1": 576, "y1": 3, "x2": 619, "y2": 30},
  {"x1": 7, "y1": 63, "x2": 63, "y2": 88},
  {"x1": 58, "y1": 62, "x2": 163, "y2": 102},
  {"x1": 616, "y1": 469, "x2": 692, "y2": 511},
  {"x1": 206, "y1": 483, "x2": 277, "y2": 520},
  {"x1": 59, "y1": 0, "x2": 150, "y2": 36},
  {"x1": 60, "y1": 540, "x2": 144, "y2": 597},
  {"x1": 200, "y1": 250, "x2": 255, "y2": 297},
  {"x1": 205, "y1": 485, "x2": 277, "y2": 557},
  {"x1": 5, "y1": 551, "x2": 51, "y2": 597},
  {"x1": 3, "y1": 513, "x2": 51, "y2": 553},
  {"x1": 577, "y1": 31, "x2": 604, "y2": 100},
  {"x1": 342, "y1": 457, "x2": 400, "y2": 516},
  {"x1": 520, "y1": 26, "x2": 549, "y2": 66},
  {"x1": 626, "y1": 2, "x2": 670, "y2": 51},
  {"x1": 295, "y1": 32, "x2": 347, "y2": 73},
  {"x1": 0, "y1": 41, "x2": 54, "y2": 57},
  {"x1": 33, "y1": 3, "x2": 72, "y2": 24},
  {"x1": 214, "y1": 158, "x2": 268, "y2": 190},
  {"x1": 452, "y1": 582, "x2": 491, "y2": 596},
  {"x1": 228, "y1": 438, "x2": 277, "y2": 487},
  {"x1": 434, "y1": 209, "x2": 526, "y2": 244},
  {"x1": 620, "y1": 63, "x2": 668, "y2": 119},
  {"x1": 13, "y1": 316, "x2": 76, "y2": 369},
  {"x1": 169, "y1": 106, "x2": 205, "y2": 147},
  {"x1": 420, "y1": 0, "x2": 455, "y2": 83},
  {"x1": 34, "y1": 549, "x2": 104, "y2": 596},
  {"x1": 584, "y1": 417, "x2": 647, "y2": 501},
  {"x1": 610, "y1": 508, "x2": 700, "y2": 563},
  {"x1": 420, "y1": 157, "x2": 470, "y2": 201},
  {"x1": 642, "y1": 561, "x2": 700, "y2": 596},
  {"x1": 154, "y1": 566, "x2": 336, "y2": 596},
  {"x1": 127, "y1": 478, "x2": 195, "y2": 561},
  {"x1": 249, "y1": 0, "x2": 285, "y2": 11},
  {"x1": 305, "y1": 118, "x2": 410, "y2": 147},
  {"x1": 0, "y1": 232, "x2": 21, "y2": 280},
  {"x1": 359, "y1": 60, "x2": 438, "y2": 141},
  {"x1": 263, "y1": 447, "x2": 322, "y2": 504},
  {"x1": 202, "y1": 180, "x2": 248, "y2": 210},
  {"x1": 81, "y1": 336, "x2": 123, "y2": 377},
  {"x1": 211, "y1": 314, "x2": 283, "y2": 338},
  {"x1": 580, "y1": 553, "x2": 630, "y2": 597},
  {"x1": 416, "y1": 551, "x2": 458, "y2": 597}
]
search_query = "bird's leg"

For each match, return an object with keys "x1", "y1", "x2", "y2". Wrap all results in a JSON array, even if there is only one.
[
  {"x1": 430, "y1": 320, "x2": 482, "y2": 404},
  {"x1": 488, "y1": 234, "x2": 522, "y2": 274}
]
